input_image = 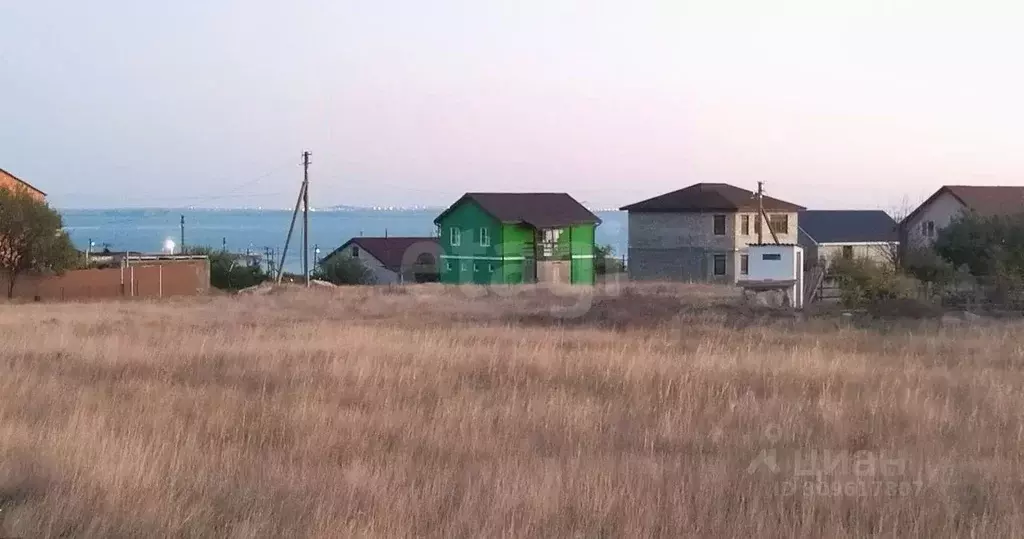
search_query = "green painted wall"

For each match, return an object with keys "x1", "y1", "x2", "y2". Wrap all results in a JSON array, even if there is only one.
[
  {"x1": 436, "y1": 198, "x2": 597, "y2": 285},
  {"x1": 501, "y1": 223, "x2": 534, "y2": 284},
  {"x1": 436, "y1": 199, "x2": 501, "y2": 284},
  {"x1": 568, "y1": 223, "x2": 596, "y2": 284}
]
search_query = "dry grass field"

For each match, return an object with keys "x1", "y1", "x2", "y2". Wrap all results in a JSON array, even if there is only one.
[{"x1": 1, "y1": 283, "x2": 1023, "y2": 537}]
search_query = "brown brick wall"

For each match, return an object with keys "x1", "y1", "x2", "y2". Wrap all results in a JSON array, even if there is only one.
[
  {"x1": 0, "y1": 169, "x2": 46, "y2": 201},
  {"x1": 1, "y1": 259, "x2": 210, "y2": 301}
]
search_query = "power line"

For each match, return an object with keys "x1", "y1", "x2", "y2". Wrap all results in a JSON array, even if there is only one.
[{"x1": 47, "y1": 160, "x2": 296, "y2": 203}]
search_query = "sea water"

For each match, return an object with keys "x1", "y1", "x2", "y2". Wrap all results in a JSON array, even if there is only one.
[{"x1": 61, "y1": 208, "x2": 628, "y2": 273}]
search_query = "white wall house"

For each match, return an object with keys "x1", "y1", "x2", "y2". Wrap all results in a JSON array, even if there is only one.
[
  {"x1": 798, "y1": 210, "x2": 899, "y2": 269},
  {"x1": 321, "y1": 237, "x2": 440, "y2": 284},
  {"x1": 902, "y1": 186, "x2": 1024, "y2": 249}
]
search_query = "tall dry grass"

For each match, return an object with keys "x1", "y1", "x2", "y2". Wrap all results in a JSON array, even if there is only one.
[{"x1": 1, "y1": 284, "x2": 1022, "y2": 537}]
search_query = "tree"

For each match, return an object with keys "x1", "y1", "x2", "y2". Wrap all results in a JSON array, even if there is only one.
[
  {"x1": 594, "y1": 244, "x2": 625, "y2": 275},
  {"x1": 312, "y1": 255, "x2": 375, "y2": 285},
  {"x1": 878, "y1": 195, "x2": 918, "y2": 271},
  {"x1": 934, "y1": 212, "x2": 1024, "y2": 302},
  {"x1": 0, "y1": 188, "x2": 80, "y2": 298},
  {"x1": 935, "y1": 213, "x2": 1024, "y2": 279},
  {"x1": 184, "y1": 246, "x2": 269, "y2": 291}
]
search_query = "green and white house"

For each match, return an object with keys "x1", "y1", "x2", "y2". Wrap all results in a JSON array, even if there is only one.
[{"x1": 434, "y1": 192, "x2": 601, "y2": 285}]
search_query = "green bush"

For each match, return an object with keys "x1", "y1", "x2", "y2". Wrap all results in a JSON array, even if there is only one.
[
  {"x1": 935, "y1": 212, "x2": 1024, "y2": 279},
  {"x1": 312, "y1": 255, "x2": 375, "y2": 285},
  {"x1": 830, "y1": 257, "x2": 913, "y2": 307},
  {"x1": 185, "y1": 247, "x2": 269, "y2": 291},
  {"x1": 594, "y1": 244, "x2": 625, "y2": 275},
  {"x1": 903, "y1": 247, "x2": 956, "y2": 286}
]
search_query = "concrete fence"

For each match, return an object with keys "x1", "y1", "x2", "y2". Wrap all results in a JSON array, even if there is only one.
[{"x1": 1, "y1": 258, "x2": 210, "y2": 301}]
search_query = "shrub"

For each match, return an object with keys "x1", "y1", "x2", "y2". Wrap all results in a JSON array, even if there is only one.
[
  {"x1": 594, "y1": 244, "x2": 625, "y2": 275},
  {"x1": 185, "y1": 247, "x2": 269, "y2": 291},
  {"x1": 312, "y1": 255, "x2": 375, "y2": 285},
  {"x1": 830, "y1": 257, "x2": 913, "y2": 307},
  {"x1": 903, "y1": 247, "x2": 956, "y2": 286}
]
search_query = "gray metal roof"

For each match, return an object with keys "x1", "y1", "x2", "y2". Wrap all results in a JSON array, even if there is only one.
[{"x1": 798, "y1": 210, "x2": 898, "y2": 244}]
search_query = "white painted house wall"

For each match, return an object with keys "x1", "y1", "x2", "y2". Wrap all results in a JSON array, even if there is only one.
[
  {"x1": 905, "y1": 191, "x2": 967, "y2": 248},
  {"x1": 338, "y1": 244, "x2": 399, "y2": 284},
  {"x1": 745, "y1": 244, "x2": 805, "y2": 308},
  {"x1": 817, "y1": 243, "x2": 894, "y2": 267}
]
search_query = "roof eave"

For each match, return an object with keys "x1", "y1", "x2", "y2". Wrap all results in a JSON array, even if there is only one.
[{"x1": 0, "y1": 167, "x2": 47, "y2": 196}]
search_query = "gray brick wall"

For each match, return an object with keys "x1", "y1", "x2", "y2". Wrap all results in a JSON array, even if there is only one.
[{"x1": 626, "y1": 210, "x2": 799, "y2": 282}]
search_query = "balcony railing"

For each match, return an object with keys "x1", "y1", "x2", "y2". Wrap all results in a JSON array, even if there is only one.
[{"x1": 531, "y1": 241, "x2": 571, "y2": 260}]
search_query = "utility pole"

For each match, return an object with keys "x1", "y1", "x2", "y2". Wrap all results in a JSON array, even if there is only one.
[
  {"x1": 756, "y1": 181, "x2": 780, "y2": 244},
  {"x1": 276, "y1": 152, "x2": 310, "y2": 284},
  {"x1": 756, "y1": 181, "x2": 764, "y2": 245},
  {"x1": 302, "y1": 151, "x2": 311, "y2": 287},
  {"x1": 180, "y1": 215, "x2": 186, "y2": 254}
]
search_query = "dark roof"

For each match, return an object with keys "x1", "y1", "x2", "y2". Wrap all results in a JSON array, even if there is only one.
[
  {"x1": 903, "y1": 185, "x2": 1024, "y2": 225},
  {"x1": 434, "y1": 192, "x2": 600, "y2": 229},
  {"x1": 947, "y1": 185, "x2": 1024, "y2": 216},
  {"x1": 620, "y1": 183, "x2": 803, "y2": 212},
  {"x1": 326, "y1": 236, "x2": 439, "y2": 272},
  {"x1": 799, "y1": 210, "x2": 898, "y2": 244},
  {"x1": 0, "y1": 167, "x2": 47, "y2": 196}
]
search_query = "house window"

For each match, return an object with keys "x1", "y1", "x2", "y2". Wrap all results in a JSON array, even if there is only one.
[
  {"x1": 713, "y1": 254, "x2": 727, "y2": 276},
  {"x1": 488, "y1": 264, "x2": 494, "y2": 273},
  {"x1": 762, "y1": 253, "x2": 782, "y2": 261},
  {"x1": 479, "y1": 227, "x2": 490, "y2": 247},
  {"x1": 450, "y1": 228, "x2": 461, "y2": 246},
  {"x1": 740, "y1": 254, "x2": 749, "y2": 275},
  {"x1": 769, "y1": 214, "x2": 789, "y2": 234},
  {"x1": 922, "y1": 220, "x2": 935, "y2": 237},
  {"x1": 542, "y1": 229, "x2": 562, "y2": 257},
  {"x1": 445, "y1": 261, "x2": 452, "y2": 271},
  {"x1": 713, "y1": 214, "x2": 726, "y2": 235},
  {"x1": 460, "y1": 262, "x2": 467, "y2": 272},
  {"x1": 473, "y1": 263, "x2": 479, "y2": 272},
  {"x1": 352, "y1": 246, "x2": 359, "y2": 257},
  {"x1": 842, "y1": 245, "x2": 854, "y2": 259},
  {"x1": 741, "y1": 215, "x2": 750, "y2": 236}
]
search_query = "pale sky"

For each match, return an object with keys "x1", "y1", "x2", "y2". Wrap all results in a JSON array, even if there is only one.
[{"x1": 1, "y1": 0, "x2": 1022, "y2": 210}]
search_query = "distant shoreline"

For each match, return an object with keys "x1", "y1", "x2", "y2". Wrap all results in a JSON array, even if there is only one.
[{"x1": 56, "y1": 207, "x2": 626, "y2": 213}]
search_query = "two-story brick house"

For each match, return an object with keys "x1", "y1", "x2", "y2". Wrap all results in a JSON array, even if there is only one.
[{"x1": 620, "y1": 183, "x2": 804, "y2": 282}]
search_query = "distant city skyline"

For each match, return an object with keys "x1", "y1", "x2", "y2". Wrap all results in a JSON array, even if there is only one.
[{"x1": 2, "y1": 1, "x2": 1021, "y2": 211}]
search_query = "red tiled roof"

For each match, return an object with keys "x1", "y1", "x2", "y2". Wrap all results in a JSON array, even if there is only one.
[
  {"x1": 620, "y1": 183, "x2": 803, "y2": 212},
  {"x1": 328, "y1": 237, "x2": 439, "y2": 271}
]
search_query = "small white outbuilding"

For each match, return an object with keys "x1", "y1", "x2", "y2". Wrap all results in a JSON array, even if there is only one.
[{"x1": 736, "y1": 244, "x2": 805, "y2": 309}]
